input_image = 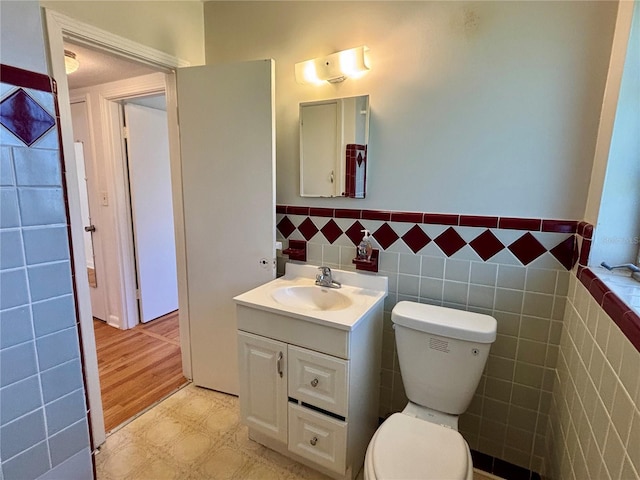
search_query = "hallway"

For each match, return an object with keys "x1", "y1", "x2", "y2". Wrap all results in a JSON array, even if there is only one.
[{"x1": 93, "y1": 313, "x2": 187, "y2": 432}]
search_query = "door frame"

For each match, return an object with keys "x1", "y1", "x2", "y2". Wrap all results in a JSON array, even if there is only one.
[{"x1": 44, "y1": 8, "x2": 192, "y2": 447}]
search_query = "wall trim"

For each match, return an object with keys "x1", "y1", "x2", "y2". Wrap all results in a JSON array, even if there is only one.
[
  {"x1": 44, "y1": 9, "x2": 190, "y2": 71},
  {"x1": 276, "y1": 205, "x2": 578, "y2": 233}
]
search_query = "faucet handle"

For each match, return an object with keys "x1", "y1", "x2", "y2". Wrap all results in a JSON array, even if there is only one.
[{"x1": 318, "y1": 266, "x2": 331, "y2": 276}]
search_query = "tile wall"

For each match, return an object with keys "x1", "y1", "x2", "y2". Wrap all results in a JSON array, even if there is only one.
[
  {"x1": 276, "y1": 205, "x2": 577, "y2": 474},
  {"x1": 544, "y1": 273, "x2": 640, "y2": 479},
  {"x1": 0, "y1": 66, "x2": 92, "y2": 479}
]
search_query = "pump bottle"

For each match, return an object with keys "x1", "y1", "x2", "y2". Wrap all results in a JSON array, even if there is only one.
[{"x1": 357, "y1": 230, "x2": 373, "y2": 261}]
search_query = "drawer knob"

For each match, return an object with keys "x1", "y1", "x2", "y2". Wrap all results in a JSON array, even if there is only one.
[
  {"x1": 310, "y1": 436, "x2": 318, "y2": 446},
  {"x1": 310, "y1": 378, "x2": 319, "y2": 388}
]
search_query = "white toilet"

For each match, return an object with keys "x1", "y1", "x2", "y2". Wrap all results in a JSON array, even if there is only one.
[{"x1": 364, "y1": 301, "x2": 497, "y2": 480}]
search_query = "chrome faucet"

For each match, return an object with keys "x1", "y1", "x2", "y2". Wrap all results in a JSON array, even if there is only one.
[{"x1": 315, "y1": 266, "x2": 341, "y2": 289}]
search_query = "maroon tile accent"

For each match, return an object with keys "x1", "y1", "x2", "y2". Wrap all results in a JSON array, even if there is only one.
[
  {"x1": 588, "y1": 278, "x2": 609, "y2": 305},
  {"x1": 621, "y1": 311, "x2": 640, "y2": 351},
  {"x1": 584, "y1": 223, "x2": 594, "y2": 239},
  {"x1": 402, "y1": 225, "x2": 431, "y2": 253},
  {"x1": 373, "y1": 223, "x2": 400, "y2": 250},
  {"x1": 353, "y1": 249, "x2": 379, "y2": 272},
  {"x1": 282, "y1": 239, "x2": 306, "y2": 262},
  {"x1": 602, "y1": 292, "x2": 630, "y2": 331},
  {"x1": 276, "y1": 205, "x2": 287, "y2": 214},
  {"x1": 507, "y1": 233, "x2": 546, "y2": 265},
  {"x1": 577, "y1": 222, "x2": 585, "y2": 237},
  {"x1": 434, "y1": 227, "x2": 467, "y2": 257},
  {"x1": 391, "y1": 211, "x2": 423, "y2": 223},
  {"x1": 498, "y1": 217, "x2": 542, "y2": 231},
  {"x1": 335, "y1": 209, "x2": 361, "y2": 219},
  {"x1": 276, "y1": 216, "x2": 296, "y2": 238},
  {"x1": 0, "y1": 88, "x2": 56, "y2": 146},
  {"x1": 578, "y1": 268, "x2": 597, "y2": 289},
  {"x1": 460, "y1": 215, "x2": 499, "y2": 228},
  {"x1": 549, "y1": 236, "x2": 578, "y2": 270},
  {"x1": 423, "y1": 213, "x2": 459, "y2": 225},
  {"x1": 310, "y1": 207, "x2": 334, "y2": 217},
  {"x1": 345, "y1": 221, "x2": 366, "y2": 246},
  {"x1": 542, "y1": 220, "x2": 578, "y2": 234},
  {"x1": 287, "y1": 206, "x2": 310, "y2": 216},
  {"x1": 1, "y1": 64, "x2": 52, "y2": 92},
  {"x1": 578, "y1": 239, "x2": 591, "y2": 266},
  {"x1": 297, "y1": 218, "x2": 319, "y2": 240},
  {"x1": 578, "y1": 221, "x2": 594, "y2": 239},
  {"x1": 320, "y1": 219, "x2": 343, "y2": 244},
  {"x1": 344, "y1": 144, "x2": 367, "y2": 198},
  {"x1": 469, "y1": 230, "x2": 504, "y2": 261},
  {"x1": 362, "y1": 210, "x2": 391, "y2": 221}
]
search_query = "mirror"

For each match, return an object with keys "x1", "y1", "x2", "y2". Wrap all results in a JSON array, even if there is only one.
[{"x1": 300, "y1": 95, "x2": 370, "y2": 198}]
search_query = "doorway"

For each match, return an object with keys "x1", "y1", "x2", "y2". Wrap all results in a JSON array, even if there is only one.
[
  {"x1": 45, "y1": 8, "x2": 277, "y2": 450},
  {"x1": 64, "y1": 40, "x2": 184, "y2": 434}
]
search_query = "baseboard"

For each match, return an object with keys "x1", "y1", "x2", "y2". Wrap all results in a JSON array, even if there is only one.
[{"x1": 470, "y1": 450, "x2": 541, "y2": 480}]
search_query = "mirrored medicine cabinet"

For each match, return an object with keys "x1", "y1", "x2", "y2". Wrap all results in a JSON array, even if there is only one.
[{"x1": 299, "y1": 95, "x2": 370, "y2": 198}]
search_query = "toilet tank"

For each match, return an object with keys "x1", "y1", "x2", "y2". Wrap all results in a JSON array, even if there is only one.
[{"x1": 392, "y1": 301, "x2": 497, "y2": 415}]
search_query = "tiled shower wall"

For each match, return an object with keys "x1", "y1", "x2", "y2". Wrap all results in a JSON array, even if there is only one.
[
  {"x1": 276, "y1": 205, "x2": 577, "y2": 474},
  {"x1": 0, "y1": 67, "x2": 92, "y2": 479},
  {"x1": 545, "y1": 274, "x2": 640, "y2": 479}
]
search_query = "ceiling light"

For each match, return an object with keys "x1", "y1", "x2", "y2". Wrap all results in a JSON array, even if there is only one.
[
  {"x1": 295, "y1": 46, "x2": 370, "y2": 85},
  {"x1": 64, "y1": 50, "x2": 80, "y2": 74}
]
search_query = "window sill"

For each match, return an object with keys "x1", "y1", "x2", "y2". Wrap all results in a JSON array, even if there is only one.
[
  {"x1": 578, "y1": 266, "x2": 640, "y2": 352},
  {"x1": 592, "y1": 266, "x2": 640, "y2": 316}
]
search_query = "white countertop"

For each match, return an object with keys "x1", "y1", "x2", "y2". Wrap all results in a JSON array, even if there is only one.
[{"x1": 233, "y1": 263, "x2": 388, "y2": 331}]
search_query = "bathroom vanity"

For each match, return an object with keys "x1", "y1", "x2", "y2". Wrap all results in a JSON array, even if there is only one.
[{"x1": 233, "y1": 264, "x2": 387, "y2": 480}]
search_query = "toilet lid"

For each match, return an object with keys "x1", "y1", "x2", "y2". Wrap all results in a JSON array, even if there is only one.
[{"x1": 370, "y1": 414, "x2": 469, "y2": 480}]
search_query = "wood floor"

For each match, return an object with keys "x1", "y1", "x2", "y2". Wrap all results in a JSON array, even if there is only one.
[{"x1": 93, "y1": 311, "x2": 187, "y2": 432}]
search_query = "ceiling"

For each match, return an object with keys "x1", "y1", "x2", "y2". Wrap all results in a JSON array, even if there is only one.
[{"x1": 64, "y1": 41, "x2": 160, "y2": 90}]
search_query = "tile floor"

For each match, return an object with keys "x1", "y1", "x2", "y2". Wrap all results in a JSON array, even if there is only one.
[{"x1": 96, "y1": 383, "x2": 500, "y2": 480}]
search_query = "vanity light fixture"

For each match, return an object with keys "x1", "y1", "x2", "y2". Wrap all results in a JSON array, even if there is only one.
[
  {"x1": 64, "y1": 50, "x2": 80, "y2": 74},
  {"x1": 295, "y1": 46, "x2": 370, "y2": 85}
]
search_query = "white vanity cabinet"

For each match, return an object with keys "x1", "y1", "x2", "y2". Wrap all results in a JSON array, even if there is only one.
[{"x1": 236, "y1": 300, "x2": 384, "y2": 480}]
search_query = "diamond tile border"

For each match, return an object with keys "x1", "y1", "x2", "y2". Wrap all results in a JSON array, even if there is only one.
[
  {"x1": 277, "y1": 205, "x2": 579, "y2": 270},
  {"x1": 277, "y1": 207, "x2": 636, "y2": 354}
]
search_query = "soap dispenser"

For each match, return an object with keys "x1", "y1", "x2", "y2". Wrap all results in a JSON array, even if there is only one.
[{"x1": 357, "y1": 229, "x2": 373, "y2": 261}]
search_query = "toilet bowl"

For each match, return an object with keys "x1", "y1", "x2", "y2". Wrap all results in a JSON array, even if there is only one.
[
  {"x1": 364, "y1": 413, "x2": 473, "y2": 480},
  {"x1": 364, "y1": 301, "x2": 496, "y2": 480}
]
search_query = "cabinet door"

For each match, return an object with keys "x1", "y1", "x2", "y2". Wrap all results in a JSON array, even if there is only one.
[{"x1": 237, "y1": 331, "x2": 288, "y2": 443}]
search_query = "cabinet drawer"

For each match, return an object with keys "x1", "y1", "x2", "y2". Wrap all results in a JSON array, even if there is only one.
[
  {"x1": 288, "y1": 345, "x2": 348, "y2": 416},
  {"x1": 288, "y1": 403, "x2": 347, "y2": 475}
]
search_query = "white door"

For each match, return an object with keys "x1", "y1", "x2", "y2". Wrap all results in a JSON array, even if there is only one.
[
  {"x1": 69, "y1": 101, "x2": 107, "y2": 321},
  {"x1": 124, "y1": 102, "x2": 178, "y2": 323},
  {"x1": 238, "y1": 331, "x2": 288, "y2": 442},
  {"x1": 300, "y1": 101, "x2": 339, "y2": 197},
  {"x1": 177, "y1": 60, "x2": 276, "y2": 394}
]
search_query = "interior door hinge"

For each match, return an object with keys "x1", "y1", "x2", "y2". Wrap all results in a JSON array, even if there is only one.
[
  {"x1": 136, "y1": 289, "x2": 141, "y2": 300},
  {"x1": 122, "y1": 126, "x2": 129, "y2": 139}
]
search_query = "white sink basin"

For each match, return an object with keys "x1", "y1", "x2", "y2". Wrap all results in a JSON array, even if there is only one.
[
  {"x1": 234, "y1": 264, "x2": 388, "y2": 331},
  {"x1": 271, "y1": 285, "x2": 352, "y2": 311}
]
